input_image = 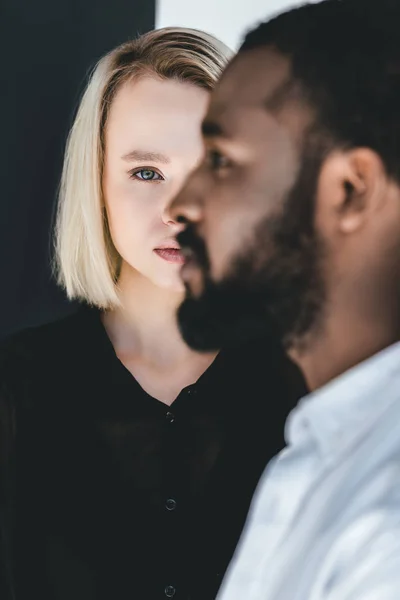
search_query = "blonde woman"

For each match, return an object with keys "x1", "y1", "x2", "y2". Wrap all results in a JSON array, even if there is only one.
[{"x1": 0, "y1": 28, "x2": 304, "y2": 600}]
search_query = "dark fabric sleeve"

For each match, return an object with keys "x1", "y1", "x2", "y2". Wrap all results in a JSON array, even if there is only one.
[{"x1": 0, "y1": 349, "x2": 17, "y2": 600}]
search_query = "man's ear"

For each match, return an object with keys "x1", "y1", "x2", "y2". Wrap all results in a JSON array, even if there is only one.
[{"x1": 316, "y1": 148, "x2": 389, "y2": 235}]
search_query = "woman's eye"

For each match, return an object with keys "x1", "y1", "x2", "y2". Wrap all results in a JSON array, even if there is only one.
[
  {"x1": 207, "y1": 150, "x2": 231, "y2": 171},
  {"x1": 131, "y1": 169, "x2": 163, "y2": 181}
]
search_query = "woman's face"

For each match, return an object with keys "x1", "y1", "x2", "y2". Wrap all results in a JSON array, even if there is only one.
[{"x1": 102, "y1": 76, "x2": 209, "y2": 292}]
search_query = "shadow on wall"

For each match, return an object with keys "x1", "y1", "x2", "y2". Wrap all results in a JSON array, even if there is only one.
[{"x1": 0, "y1": 0, "x2": 154, "y2": 340}]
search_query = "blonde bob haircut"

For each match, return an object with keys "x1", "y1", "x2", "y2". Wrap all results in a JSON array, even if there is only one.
[{"x1": 53, "y1": 27, "x2": 232, "y2": 309}]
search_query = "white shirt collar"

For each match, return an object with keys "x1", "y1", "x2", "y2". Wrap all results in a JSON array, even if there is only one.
[{"x1": 285, "y1": 341, "x2": 400, "y2": 464}]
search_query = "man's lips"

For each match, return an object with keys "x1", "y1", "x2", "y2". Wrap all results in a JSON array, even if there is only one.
[
  {"x1": 179, "y1": 251, "x2": 205, "y2": 297},
  {"x1": 177, "y1": 228, "x2": 210, "y2": 271},
  {"x1": 180, "y1": 245, "x2": 197, "y2": 262},
  {"x1": 179, "y1": 245, "x2": 204, "y2": 280}
]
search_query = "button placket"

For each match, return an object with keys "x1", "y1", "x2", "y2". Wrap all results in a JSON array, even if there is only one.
[
  {"x1": 165, "y1": 409, "x2": 177, "y2": 511},
  {"x1": 165, "y1": 411, "x2": 175, "y2": 424},
  {"x1": 163, "y1": 407, "x2": 180, "y2": 599}
]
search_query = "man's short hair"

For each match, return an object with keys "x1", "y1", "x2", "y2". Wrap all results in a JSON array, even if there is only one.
[{"x1": 241, "y1": 0, "x2": 400, "y2": 182}]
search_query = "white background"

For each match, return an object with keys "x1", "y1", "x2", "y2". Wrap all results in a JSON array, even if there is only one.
[{"x1": 156, "y1": 0, "x2": 320, "y2": 51}]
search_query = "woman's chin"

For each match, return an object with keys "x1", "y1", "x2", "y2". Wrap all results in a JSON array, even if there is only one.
[
  {"x1": 120, "y1": 261, "x2": 185, "y2": 294},
  {"x1": 163, "y1": 281, "x2": 186, "y2": 294},
  {"x1": 152, "y1": 274, "x2": 186, "y2": 294}
]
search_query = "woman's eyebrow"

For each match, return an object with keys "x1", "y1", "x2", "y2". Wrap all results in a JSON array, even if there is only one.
[{"x1": 121, "y1": 149, "x2": 171, "y2": 164}]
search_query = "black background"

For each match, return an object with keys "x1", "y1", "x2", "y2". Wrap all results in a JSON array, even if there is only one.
[{"x1": 0, "y1": 0, "x2": 155, "y2": 340}]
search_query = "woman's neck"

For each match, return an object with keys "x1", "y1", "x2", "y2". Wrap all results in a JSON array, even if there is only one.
[
  {"x1": 102, "y1": 265, "x2": 201, "y2": 368},
  {"x1": 101, "y1": 264, "x2": 219, "y2": 404}
]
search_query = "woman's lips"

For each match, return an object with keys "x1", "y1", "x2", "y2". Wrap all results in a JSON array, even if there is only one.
[{"x1": 154, "y1": 248, "x2": 185, "y2": 264}]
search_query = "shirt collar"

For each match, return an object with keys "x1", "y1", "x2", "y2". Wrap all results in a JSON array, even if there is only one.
[{"x1": 285, "y1": 341, "x2": 400, "y2": 464}]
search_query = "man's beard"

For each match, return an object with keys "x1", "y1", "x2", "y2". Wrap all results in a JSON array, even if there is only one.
[{"x1": 177, "y1": 142, "x2": 328, "y2": 352}]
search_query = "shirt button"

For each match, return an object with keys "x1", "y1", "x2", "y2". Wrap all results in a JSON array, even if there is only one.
[
  {"x1": 165, "y1": 498, "x2": 177, "y2": 511},
  {"x1": 166, "y1": 411, "x2": 175, "y2": 424},
  {"x1": 186, "y1": 386, "x2": 196, "y2": 395},
  {"x1": 165, "y1": 585, "x2": 176, "y2": 598}
]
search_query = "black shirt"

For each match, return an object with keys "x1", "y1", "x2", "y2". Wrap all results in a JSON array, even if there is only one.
[{"x1": 0, "y1": 305, "x2": 305, "y2": 600}]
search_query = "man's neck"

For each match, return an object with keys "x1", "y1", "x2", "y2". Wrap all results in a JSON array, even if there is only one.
[{"x1": 290, "y1": 313, "x2": 400, "y2": 392}]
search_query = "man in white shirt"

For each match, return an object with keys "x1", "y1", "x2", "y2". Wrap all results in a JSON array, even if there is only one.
[{"x1": 170, "y1": 0, "x2": 400, "y2": 598}]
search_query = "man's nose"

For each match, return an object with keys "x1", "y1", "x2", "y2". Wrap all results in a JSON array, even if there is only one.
[{"x1": 170, "y1": 177, "x2": 203, "y2": 225}]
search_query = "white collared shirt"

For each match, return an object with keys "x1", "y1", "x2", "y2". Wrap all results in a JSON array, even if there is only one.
[{"x1": 217, "y1": 342, "x2": 400, "y2": 600}]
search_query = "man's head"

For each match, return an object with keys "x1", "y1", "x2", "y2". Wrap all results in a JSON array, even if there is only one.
[{"x1": 171, "y1": 0, "x2": 400, "y2": 371}]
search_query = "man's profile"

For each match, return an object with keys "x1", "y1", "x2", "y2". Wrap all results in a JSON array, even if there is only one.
[{"x1": 171, "y1": 0, "x2": 400, "y2": 598}]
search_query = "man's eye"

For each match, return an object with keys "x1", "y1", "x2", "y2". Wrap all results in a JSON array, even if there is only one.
[
  {"x1": 207, "y1": 150, "x2": 231, "y2": 171},
  {"x1": 130, "y1": 169, "x2": 163, "y2": 181}
]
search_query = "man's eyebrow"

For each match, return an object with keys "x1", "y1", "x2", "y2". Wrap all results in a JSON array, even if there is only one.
[
  {"x1": 121, "y1": 150, "x2": 170, "y2": 164},
  {"x1": 201, "y1": 120, "x2": 225, "y2": 138}
]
